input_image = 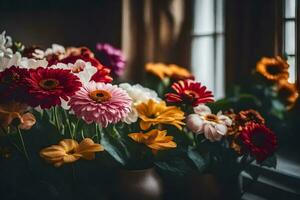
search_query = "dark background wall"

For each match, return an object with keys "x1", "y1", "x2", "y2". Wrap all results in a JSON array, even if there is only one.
[
  {"x1": 225, "y1": 0, "x2": 277, "y2": 91},
  {"x1": 0, "y1": 0, "x2": 122, "y2": 49},
  {"x1": 0, "y1": 0, "x2": 280, "y2": 87}
]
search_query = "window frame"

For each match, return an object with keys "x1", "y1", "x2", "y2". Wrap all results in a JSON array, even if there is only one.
[
  {"x1": 275, "y1": 0, "x2": 299, "y2": 85},
  {"x1": 191, "y1": 0, "x2": 225, "y2": 99}
]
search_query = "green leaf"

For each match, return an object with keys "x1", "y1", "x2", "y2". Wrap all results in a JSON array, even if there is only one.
[
  {"x1": 155, "y1": 158, "x2": 193, "y2": 177},
  {"x1": 100, "y1": 129, "x2": 127, "y2": 166},
  {"x1": 187, "y1": 147, "x2": 207, "y2": 172}
]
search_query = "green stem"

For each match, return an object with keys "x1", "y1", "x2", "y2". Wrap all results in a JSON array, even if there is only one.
[
  {"x1": 17, "y1": 128, "x2": 30, "y2": 161},
  {"x1": 95, "y1": 124, "x2": 102, "y2": 143},
  {"x1": 63, "y1": 110, "x2": 73, "y2": 139},
  {"x1": 81, "y1": 129, "x2": 85, "y2": 139},
  {"x1": 0, "y1": 126, "x2": 23, "y2": 154},
  {"x1": 53, "y1": 107, "x2": 60, "y2": 132},
  {"x1": 73, "y1": 119, "x2": 80, "y2": 140}
]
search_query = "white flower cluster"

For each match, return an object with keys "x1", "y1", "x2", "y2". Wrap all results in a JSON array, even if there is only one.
[{"x1": 119, "y1": 83, "x2": 161, "y2": 124}]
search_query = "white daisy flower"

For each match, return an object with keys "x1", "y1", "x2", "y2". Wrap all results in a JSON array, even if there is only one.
[{"x1": 119, "y1": 83, "x2": 161, "y2": 124}]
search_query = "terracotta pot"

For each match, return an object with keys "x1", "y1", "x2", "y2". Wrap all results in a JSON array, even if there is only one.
[{"x1": 113, "y1": 168, "x2": 163, "y2": 200}]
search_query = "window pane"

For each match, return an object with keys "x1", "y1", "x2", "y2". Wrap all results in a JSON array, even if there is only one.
[
  {"x1": 287, "y1": 56, "x2": 296, "y2": 83},
  {"x1": 215, "y1": 35, "x2": 225, "y2": 99},
  {"x1": 216, "y1": 0, "x2": 224, "y2": 33},
  {"x1": 191, "y1": 37, "x2": 215, "y2": 92},
  {"x1": 193, "y1": 0, "x2": 215, "y2": 35},
  {"x1": 284, "y1": 21, "x2": 295, "y2": 54},
  {"x1": 285, "y1": 0, "x2": 296, "y2": 18}
]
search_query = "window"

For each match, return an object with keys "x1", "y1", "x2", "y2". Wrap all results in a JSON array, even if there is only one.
[
  {"x1": 283, "y1": 0, "x2": 297, "y2": 83},
  {"x1": 191, "y1": 0, "x2": 225, "y2": 99}
]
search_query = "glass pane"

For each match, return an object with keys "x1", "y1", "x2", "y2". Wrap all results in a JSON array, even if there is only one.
[
  {"x1": 287, "y1": 56, "x2": 296, "y2": 83},
  {"x1": 285, "y1": 0, "x2": 296, "y2": 18},
  {"x1": 191, "y1": 36, "x2": 215, "y2": 92},
  {"x1": 193, "y1": 0, "x2": 215, "y2": 35},
  {"x1": 216, "y1": 0, "x2": 224, "y2": 33},
  {"x1": 284, "y1": 21, "x2": 295, "y2": 54},
  {"x1": 215, "y1": 35, "x2": 225, "y2": 99}
]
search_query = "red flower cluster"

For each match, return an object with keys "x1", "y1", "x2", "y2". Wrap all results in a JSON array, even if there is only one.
[
  {"x1": 26, "y1": 67, "x2": 82, "y2": 109},
  {"x1": 48, "y1": 46, "x2": 113, "y2": 83},
  {"x1": 228, "y1": 110, "x2": 277, "y2": 162},
  {"x1": 240, "y1": 123, "x2": 277, "y2": 162},
  {"x1": 0, "y1": 66, "x2": 29, "y2": 103},
  {"x1": 165, "y1": 79, "x2": 214, "y2": 106}
]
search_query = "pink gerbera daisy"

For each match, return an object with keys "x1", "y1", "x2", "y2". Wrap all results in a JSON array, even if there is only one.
[{"x1": 68, "y1": 81, "x2": 132, "y2": 127}]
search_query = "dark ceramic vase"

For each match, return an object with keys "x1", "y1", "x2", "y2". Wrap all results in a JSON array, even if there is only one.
[
  {"x1": 187, "y1": 173, "x2": 222, "y2": 200},
  {"x1": 186, "y1": 172, "x2": 241, "y2": 200},
  {"x1": 113, "y1": 168, "x2": 163, "y2": 200}
]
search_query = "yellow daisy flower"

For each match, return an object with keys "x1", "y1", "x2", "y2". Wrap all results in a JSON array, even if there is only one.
[
  {"x1": 136, "y1": 99, "x2": 185, "y2": 130},
  {"x1": 277, "y1": 79, "x2": 299, "y2": 109},
  {"x1": 256, "y1": 56, "x2": 289, "y2": 81},
  {"x1": 40, "y1": 138, "x2": 104, "y2": 167},
  {"x1": 128, "y1": 129, "x2": 177, "y2": 153},
  {"x1": 145, "y1": 63, "x2": 193, "y2": 80}
]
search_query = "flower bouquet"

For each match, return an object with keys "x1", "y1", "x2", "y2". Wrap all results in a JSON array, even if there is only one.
[{"x1": 0, "y1": 31, "x2": 278, "y2": 200}]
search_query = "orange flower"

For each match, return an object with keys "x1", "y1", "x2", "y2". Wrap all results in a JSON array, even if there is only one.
[
  {"x1": 145, "y1": 63, "x2": 193, "y2": 80},
  {"x1": 167, "y1": 64, "x2": 194, "y2": 80},
  {"x1": 128, "y1": 129, "x2": 177, "y2": 153},
  {"x1": 0, "y1": 102, "x2": 36, "y2": 131},
  {"x1": 145, "y1": 63, "x2": 170, "y2": 80},
  {"x1": 40, "y1": 138, "x2": 104, "y2": 167},
  {"x1": 136, "y1": 99, "x2": 185, "y2": 130},
  {"x1": 236, "y1": 109, "x2": 265, "y2": 125},
  {"x1": 256, "y1": 56, "x2": 289, "y2": 81},
  {"x1": 277, "y1": 79, "x2": 299, "y2": 109}
]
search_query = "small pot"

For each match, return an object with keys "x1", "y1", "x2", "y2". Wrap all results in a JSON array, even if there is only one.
[{"x1": 113, "y1": 168, "x2": 163, "y2": 200}]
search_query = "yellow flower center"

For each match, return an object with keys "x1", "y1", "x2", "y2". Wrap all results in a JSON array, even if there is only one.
[
  {"x1": 89, "y1": 90, "x2": 112, "y2": 103},
  {"x1": 67, "y1": 148, "x2": 76, "y2": 155},
  {"x1": 184, "y1": 90, "x2": 198, "y2": 98},
  {"x1": 204, "y1": 114, "x2": 219, "y2": 123},
  {"x1": 39, "y1": 79, "x2": 60, "y2": 90},
  {"x1": 72, "y1": 66, "x2": 83, "y2": 73}
]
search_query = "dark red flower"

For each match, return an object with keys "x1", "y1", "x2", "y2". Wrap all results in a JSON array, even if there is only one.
[
  {"x1": 240, "y1": 123, "x2": 277, "y2": 162},
  {"x1": 61, "y1": 47, "x2": 101, "y2": 68},
  {"x1": 26, "y1": 67, "x2": 82, "y2": 109},
  {"x1": 0, "y1": 66, "x2": 29, "y2": 103},
  {"x1": 165, "y1": 79, "x2": 214, "y2": 106}
]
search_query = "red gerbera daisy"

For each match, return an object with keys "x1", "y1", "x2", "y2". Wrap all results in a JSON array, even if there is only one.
[
  {"x1": 0, "y1": 66, "x2": 29, "y2": 103},
  {"x1": 26, "y1": 67, "x2": 82, "y2": 109},
  {"x1": 165, "y1": 79, "x2": 214, "y2": 106},
  {"x1": 240, "y1": 123, "x2": 277, "y2": 162}
]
